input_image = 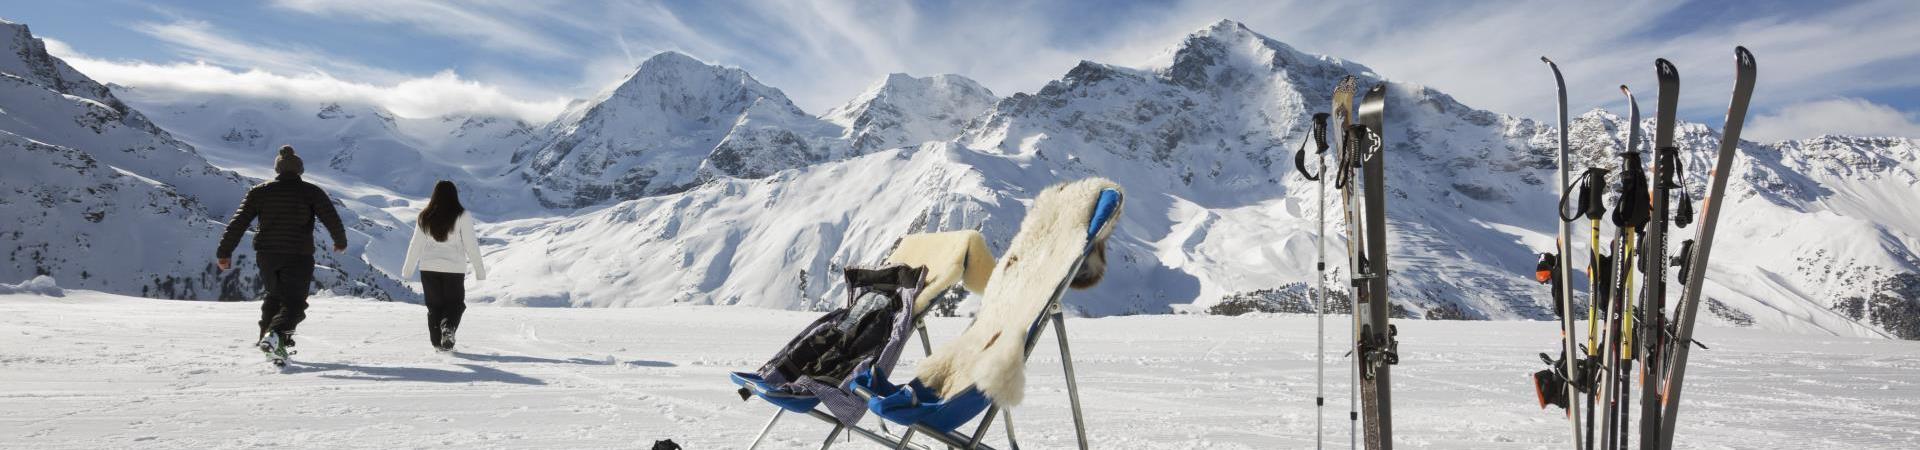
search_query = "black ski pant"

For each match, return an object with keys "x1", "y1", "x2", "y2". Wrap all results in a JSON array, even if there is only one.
[
  {"x1": 256, "y1": 252, "x2": 314, "y2": 339},
  {"x1": 421, "y1": 270, "x2": 467, "y2": 346}
]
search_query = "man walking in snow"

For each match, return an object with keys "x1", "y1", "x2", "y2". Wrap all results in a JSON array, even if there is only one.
[{"x1": 215, "y1": 145, "x2": 348, "y2": 352}]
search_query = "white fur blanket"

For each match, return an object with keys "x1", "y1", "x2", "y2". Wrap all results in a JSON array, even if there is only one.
[
  {"x1": 886, "y1": 230, "x2": 995, "y2": 314},
  {"x1": 914, "y1": 178, "x2": 1122, "y2": 406}
]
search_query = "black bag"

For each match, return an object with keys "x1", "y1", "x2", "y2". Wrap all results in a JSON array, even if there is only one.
[{"x1": 743, "y1": 264, "x2": 925, "y2": 396}]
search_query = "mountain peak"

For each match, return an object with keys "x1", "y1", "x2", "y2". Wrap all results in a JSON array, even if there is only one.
[
  {"x1": 1203, "y1": 19, "x2": 1252, "y2": 36},
  {"x1": 513, "y1": 50, "x2": 814, "y2": 207},
  {"x1": 637, "y1": 50, "x2": 706, "y2": 70},
  {"x1": 591, "y1": 50, "x2": 800, "y2": 118},
  {"x1": 822, "y1": 73, "x2": 998, "y2": 152},
  {"x1": 1146, "y1": 20, "x2": 1375, "y2": 94}
]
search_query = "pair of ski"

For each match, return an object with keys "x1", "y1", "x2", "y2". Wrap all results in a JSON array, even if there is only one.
[
  {"x1": 1298, "y1": 76, "x2": 1396, "y2": 450},
  {"x1": 1536, "y1": 47, "x2": 1757, "y2": 450}
]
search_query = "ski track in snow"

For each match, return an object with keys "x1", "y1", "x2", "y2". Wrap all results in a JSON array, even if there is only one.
[{"x1": 2, "y1": 292, "x2": 1918, "y2": 449}]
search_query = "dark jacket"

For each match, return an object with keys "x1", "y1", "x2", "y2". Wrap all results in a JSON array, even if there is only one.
[{"x1": 216, "y1": 174, "x2": 347, "y2": 258}]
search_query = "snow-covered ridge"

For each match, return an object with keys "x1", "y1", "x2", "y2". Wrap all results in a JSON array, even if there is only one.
[{"x1": 507, "y1": 54, "x2": 997, "y2": 210}]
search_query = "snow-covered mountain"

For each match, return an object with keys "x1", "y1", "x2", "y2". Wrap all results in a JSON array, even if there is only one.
[
  {"x1": 119, "y1": 90, "x2": 539, "y2": 206},
  {"x1": 507, "y1": 55, "x2": 1000, "y2": 210},
  {"x1": 824, "y1": 73, "x2": 999, "y2": 153},
  {"x1": 473, "y1": 21, "x2": 1917, "y2": 339},
  {"x1": 0, "y1": 20, "x2": 411, "y2": 301},
  {"x1": 4, "y1": 18, "x2": 1914, "y2": 339},
  {"x1": 507, "y1": 52, "x2": 848, "y2": 208}
]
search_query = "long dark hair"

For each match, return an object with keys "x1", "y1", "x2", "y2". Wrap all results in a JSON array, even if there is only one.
[{"x1": 418, "y1": 180, "x2": 465, "y2": 242}]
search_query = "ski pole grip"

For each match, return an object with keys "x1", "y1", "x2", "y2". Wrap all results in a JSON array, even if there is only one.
[
  {"x1": 1295, "y1": 146, "x2": 1319, "y2": 181},
  {"x1": 1312, "y1": 113, "x2": 1330, "y2": 153}
]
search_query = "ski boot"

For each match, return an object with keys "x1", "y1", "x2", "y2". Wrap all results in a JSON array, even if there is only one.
[
  {"x1": 259, "y1": 331, "x2": 295, "y2": 367},
  {"x1": 437, "y1": 319, "x2": 457, "y2": 352}
]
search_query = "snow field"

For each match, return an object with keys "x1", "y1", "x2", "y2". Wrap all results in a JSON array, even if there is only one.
[{"x1": 4, "y1": 292, "x2": 1918, "y2": 449}]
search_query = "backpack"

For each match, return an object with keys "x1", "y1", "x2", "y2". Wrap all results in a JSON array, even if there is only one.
[{"x1": 742, "y1": 264, "x2": 926, "y2": 397}]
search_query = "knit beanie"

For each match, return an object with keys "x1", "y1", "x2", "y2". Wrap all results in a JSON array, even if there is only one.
[{"x1": 273, "y1": 145, "x2": 304, "y2": 175}]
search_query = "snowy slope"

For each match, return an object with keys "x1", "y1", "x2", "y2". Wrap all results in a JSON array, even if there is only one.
[
  {"x1": 823, "y1": 73, "x2": 999, "y2": 153},
  {"x1": 0, "y1": 20, "x2": 410, "y2": 301},
  {"x1": 1554, "y1": 111, "x2": 1919, "y2": 338},
  {"x1": 5, "y1": 289, "x2": 1919, "y2": 448},
  {"x1": 1711, "y1": 134, "x2": 1920, "y2": 337},
  {"x1": 475, "y1": 143, "x2": 997, "y2": 308}
]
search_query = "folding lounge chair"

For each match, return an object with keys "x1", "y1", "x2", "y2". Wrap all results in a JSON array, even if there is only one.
[
  {"x1": 851, "y1": 178, "x2": 1123, "y2": 450},
  {"x1": 731, "y1": 230, "x2": 996, "y2": 449}
]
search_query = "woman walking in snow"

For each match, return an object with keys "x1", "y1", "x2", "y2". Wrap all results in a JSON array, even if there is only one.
[{"x1": 400, "y1": 180, "x2": 486, "y2": 351}]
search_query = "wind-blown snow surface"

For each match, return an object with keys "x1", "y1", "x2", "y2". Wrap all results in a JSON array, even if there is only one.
[{"x1": 4, "y1": 291, "x2": 1918, "y2": 448}]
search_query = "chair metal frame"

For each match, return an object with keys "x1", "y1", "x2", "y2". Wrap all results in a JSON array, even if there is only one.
[{"x1": 743, "y1": 189, "x2": 1116, "y2": 450}]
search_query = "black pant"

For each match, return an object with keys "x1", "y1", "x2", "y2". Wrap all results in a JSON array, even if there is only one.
[
  {"x1": 421, "y1": 270, "x2": 467, "y2": 345},
  {"x1": 256, "y1": 252, "x2": 314, "y2": 339}
]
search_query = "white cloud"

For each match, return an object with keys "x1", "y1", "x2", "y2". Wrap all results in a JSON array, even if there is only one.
[
  {"x1": 268, "y1": 0, "x2": 577, "y2": 59},
  {"x1": 1746, "y1": 98, "x2": 1920, "y2": 142},
  {"x1": 37, "y1": 0, "x2": 1920, "y2": 130},
  {"x1": 1072, "y1": 0, "x2": 1920, "y2": 125},
  {"x1": 39, "y1": 37, "x2": 80, "y2": 59},
  {"x1": 53, "y1": 56, "x2": 568, "y2": 123},
  {"x1": 39, "y1": 19, "x2": 566, "y2": 123},
  {"x1": 132, "y1": 19, "x2": 401, "y2": 83}
]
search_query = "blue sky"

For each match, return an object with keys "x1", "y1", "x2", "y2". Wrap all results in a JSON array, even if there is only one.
[{"x1": 6, "y1": 0, "x2": 1919, "y2": 141}]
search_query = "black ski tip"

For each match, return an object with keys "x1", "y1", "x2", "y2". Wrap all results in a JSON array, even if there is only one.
[
  {"x1": 1620, "y1": 84, "x2": 1631, "y2": 95},
  {"x1": 1656, "y1": 58, "x2": 1677, "y2": 78},
  {"x1": 1540, "y1": 56, "x2": 1554, "y2": 65},
  {"x1": 1735, "y1": 46, "x2": 1755, "y2": 68}
]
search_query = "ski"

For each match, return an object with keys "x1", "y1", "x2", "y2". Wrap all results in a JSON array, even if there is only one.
[
  {"x1": 1352, "y1": 82, "x2": 1397, "y2": 450},
  {"x1": 1577, "y1": 166, "x2": 1609, "y2": 450},
  {"x1": 1330, "y1": 75, "x2": 1360, "y2": 450},
  {"x1": 1601, "y1": 86, "x2": 1649, "y2": 450},
  {"x1": 1637, "y1": 57, "x2": 1682, "y2": 450},
  {"x1": 1541, "y1": 56, "x2": 1585, "y2": 450},
  {"x1": 1658, "y1": 46, "x2": 1757, "y2": 449}
]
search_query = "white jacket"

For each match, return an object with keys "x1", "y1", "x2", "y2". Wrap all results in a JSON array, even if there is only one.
[{"x1": 400, "y1": 211, "x2": 486, "y2": 280}]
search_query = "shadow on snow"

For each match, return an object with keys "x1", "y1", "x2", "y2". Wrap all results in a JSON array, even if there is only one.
[
  {"x1": 450, "y1": 351, "x2": 677, "y2": 368},
  {"x1": 286, "y1": 361, "x2": 546, "y2": 385}
]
